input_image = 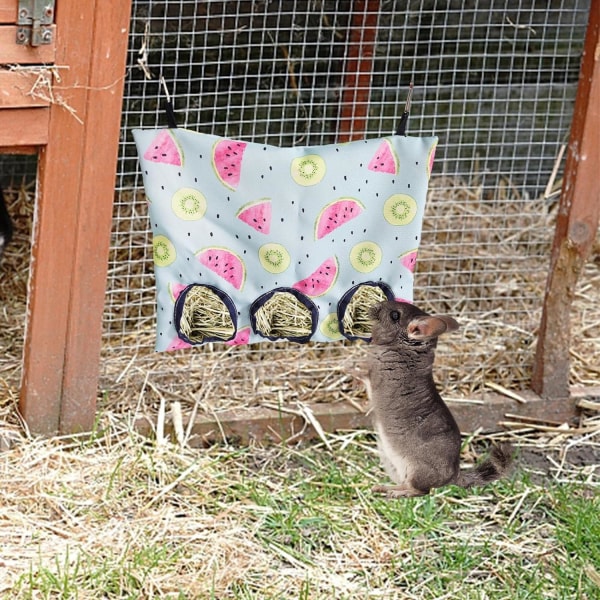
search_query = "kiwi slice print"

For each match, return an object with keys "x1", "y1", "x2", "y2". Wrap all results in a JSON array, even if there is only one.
[
  {"x1": 172, "y1": 187, "x2": 207, "y2": 221},
  {"x1": 259, "y1": 243, "x2": 291, "y2": 274},
  {"x1": 320, "y1": 312, "x2": 343, "y2": 340},
  {"x1": 291, "y1": 154, "x2": 326, "y2": 186},
  {"x1": 383, "y1": 193, "x2": 418, "y2": 225},
  {"x1": 350, "y1": 241, "x2": 382, "y2": 273},
  {"x1": 153, "y1": 235, "x2": 176, "y2": 267}
]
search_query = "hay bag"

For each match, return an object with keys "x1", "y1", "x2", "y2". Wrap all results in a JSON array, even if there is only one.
[{"x1": 133, "y1": 128, "x2": 437, "y2": 349}]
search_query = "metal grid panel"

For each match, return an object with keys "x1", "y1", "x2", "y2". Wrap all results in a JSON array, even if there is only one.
[{"x1": 102, "y1": 0, "x2": 590, "y2": 401}]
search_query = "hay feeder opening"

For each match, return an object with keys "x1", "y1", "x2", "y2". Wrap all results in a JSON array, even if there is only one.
[
  {"x1": 250, "y1": 288, "x2": 317, "y2": 343},
  {"x1": 338, "y1": 282, "x2": 395, "y2": 340},
  {"x1": 174, "y1": 284, "x2": 237, "y2": 344}
]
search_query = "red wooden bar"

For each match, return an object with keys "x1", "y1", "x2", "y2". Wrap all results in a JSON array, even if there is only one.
[
  {"x1": 337, "y1": 0, "x2": 381, "y2": 142},
  {"x1": 0, "y1": 0, "x2": 132, "y2": 434},
  {"x1": 532, "y1": 0, "x2": 600, "y2": 399}
]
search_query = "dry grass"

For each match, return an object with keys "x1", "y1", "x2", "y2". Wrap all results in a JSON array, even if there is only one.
[
  {"x1": 0, "y1": 177, "x2": 599, "y2": 598},
  {"x1": 1, "y1": 175, "x2": 599, "y2": 424},
  {"x1": 0, "y1": 400, "x2": 598, "y2": 598}
]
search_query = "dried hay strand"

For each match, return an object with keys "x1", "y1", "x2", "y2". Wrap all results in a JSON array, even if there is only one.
[
  {"x1": 253, "y1": 291, "x2": 313, "y2": 339},
  {"x1": 340, "y1": 284, "x2": 389, "y2": 337},
  {"x1": 177, "y1": 285, "x2": 235, "y2": 343},
  {"x1": 0, "y1": 400, "x2": 598, "y2": 597},
  {"x1": 1, "y1": 174, "x2": 599, "y2": 424}
]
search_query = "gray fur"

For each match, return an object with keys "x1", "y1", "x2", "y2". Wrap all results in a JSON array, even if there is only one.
[{"x1": 363, "y1": 300, "x2": 513, "y2": 498}]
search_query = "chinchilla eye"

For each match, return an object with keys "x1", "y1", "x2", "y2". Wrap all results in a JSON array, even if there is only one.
[{"x1": 390, "y1": 310, "x2": 400, "y2": 322}]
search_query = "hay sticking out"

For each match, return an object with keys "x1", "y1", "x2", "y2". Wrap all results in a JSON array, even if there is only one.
[
  {"x1": 342, "y1": 285, "x2": 389, "y2": 337},
  {"x1": 178, "y1": 286, "x2": 235, "y2": 343},
  {"x1": 253, "y1": 291, "x2": 313, "y2": 339}
]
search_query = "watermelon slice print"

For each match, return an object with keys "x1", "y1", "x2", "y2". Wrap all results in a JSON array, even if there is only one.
[
  {"x1": 314, "y1": 198, "x2": 365, "y2": 240},
  {"x1": 212, "y1": 139, "x2": 247, "y2": 190},
  {"x1": 399, "y1": 249, "x2": 418, "y2": 273},
  {"x1": 143, "y1": 130, "x2": 183, "y2": 166},
  {"x1": 196, "y1": 246, "x2": 246, "y2": 290},
  {"x1": 367, "y1": 139, "x2": 399, "y2": 174},
  {"x1": 226, "y1": 326, "x2": 251, "y2": 346},
  {"x1": 292, "y1": 256, "x2": 338, "y2": 297},
  {"x1": 236, "y1": 199, "x2": 272, "y2": 234}
]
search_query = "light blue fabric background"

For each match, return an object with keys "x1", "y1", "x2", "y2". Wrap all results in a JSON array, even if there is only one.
[{"x1": 133, "y1": 128, "x2": 437, "y2": 350}]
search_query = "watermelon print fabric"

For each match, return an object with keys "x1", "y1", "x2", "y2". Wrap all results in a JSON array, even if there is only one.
[{"x1": 133, "y1": 128, "x2": 437, "y2": 350}]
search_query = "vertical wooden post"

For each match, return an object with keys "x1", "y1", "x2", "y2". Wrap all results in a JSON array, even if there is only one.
[
  {"x1": 19, "y1": 1, "x2": 132, "y2": 433},
  {"x1": 531, "y1": 0, "x2": 600, "y2": 399},
  {"x1": 337, "y1": 0, "x2": 381, "y2": 142}
]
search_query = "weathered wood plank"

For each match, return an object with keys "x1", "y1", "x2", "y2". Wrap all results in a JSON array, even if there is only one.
[
  {"x1": 19, "y1": 1, "x2": 131, "y2": 434},
  {"x1": 0, "y1": 107, "x2": 48, "y2": 146},
  {"x1": 133, "y1": 387, "x2": 589, "y2": 447},
  {"x1": 532, "y1": 0, "x2": 600, "y2": 399},
  {"x1": 0, "y1": 70, "x2": 49, "y2": 107},
  {"x1": 0, "y1": 0, "x2": 16, "y2": 24},
  {"x1": 58, "y1": 2, "x2": 132, "y2": 434},
  {"x1": 0, "y1": 25, "x2": 55, "y2": 63}
]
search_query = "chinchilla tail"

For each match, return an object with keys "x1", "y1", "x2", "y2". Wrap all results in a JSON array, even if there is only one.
[{"x1": 455, "y1": 443, "x2": 514, "y2": 488}]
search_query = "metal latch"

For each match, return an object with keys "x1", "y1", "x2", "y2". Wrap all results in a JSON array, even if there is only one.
[{"x1": 16, "y1": 0, "x2": 55, "y2": 46}]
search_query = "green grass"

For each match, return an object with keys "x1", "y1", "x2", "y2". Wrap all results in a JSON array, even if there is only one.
[{"x1": 2, "y1": 422, "x2": 598, "y2": 599}]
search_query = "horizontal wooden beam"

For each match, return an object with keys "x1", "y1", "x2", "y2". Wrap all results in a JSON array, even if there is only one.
[
  {"x1": 0, "y1": 107, "x2": 48, "y2": 146},
  {"x1": 134, "y1": 387, "x2": 592, "y2": 447},
  {"x1": 0, "y1": 25, "x2": 55, "y2": 63},
  {"x1": 0, "y1": 0, "x2": 16, "y2": 24},
  {"x1": 0, "y1": 70, "x2": 50, "y2": 108}
]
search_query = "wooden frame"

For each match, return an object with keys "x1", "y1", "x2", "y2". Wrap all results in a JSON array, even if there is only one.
[
  {"x1": 0, "y1": 0, "x2": 132, "y2": 434},
  {"x1": 532, "y1": 0, "x2": 600, "y2": 399}
]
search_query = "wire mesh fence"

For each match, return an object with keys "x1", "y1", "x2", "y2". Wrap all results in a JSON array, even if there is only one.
[{"x1": 100, "y1": 0, "x2": 589, "y2": 408}]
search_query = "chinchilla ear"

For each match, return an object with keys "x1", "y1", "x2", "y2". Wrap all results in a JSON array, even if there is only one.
[{"x1": 407, "y1": 315, "x2": 459, "y2": 340}]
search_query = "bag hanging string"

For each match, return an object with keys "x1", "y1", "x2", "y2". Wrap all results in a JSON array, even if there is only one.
[
  {"x1": 395, "y1": 82, "x2": 414, "y2": 136},
  {"x1": 160, "y1": 78, "x2": 413, "y2": 136},
  {"x1": 161, "y1": 76, "x2": 179, "y2": 129}
]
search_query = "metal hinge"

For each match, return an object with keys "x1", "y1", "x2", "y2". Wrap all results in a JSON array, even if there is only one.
[{"x1": 16, "y1": 0, "x2": 55, "y2": 47}]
